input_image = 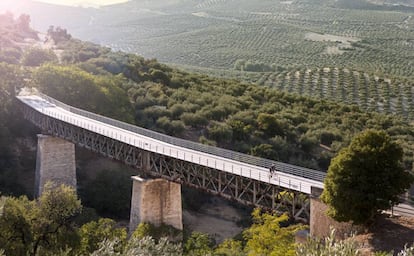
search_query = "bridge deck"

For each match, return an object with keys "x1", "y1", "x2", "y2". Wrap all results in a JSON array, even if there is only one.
[{"x1": 17, "y1": 93, "x2": 325, "y2": 194}]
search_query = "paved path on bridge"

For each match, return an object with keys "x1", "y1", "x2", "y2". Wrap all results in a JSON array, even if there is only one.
[{"x1": 18, "y1": 93, "x2": 325, "y2": 194}]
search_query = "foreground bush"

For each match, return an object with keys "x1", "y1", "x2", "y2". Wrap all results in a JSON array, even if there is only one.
[{"x1": 296, "y1": 229, "x2": 360, "y2": 256}]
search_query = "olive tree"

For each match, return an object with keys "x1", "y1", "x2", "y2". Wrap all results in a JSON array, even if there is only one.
[
  {"x1": 0, "y1": 183, "x2": 82, "y2": 256},
  {"x1": 321, "y1": 129, "x2": 414, "y2": 225}
]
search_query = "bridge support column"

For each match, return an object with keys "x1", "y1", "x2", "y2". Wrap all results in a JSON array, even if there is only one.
[
  {"x1": 310, "y1": 187, "x2": 362, "y2": 239},
  {"x1": 35, "y1": 134, "x2": 76, "y2": 197},
  {"x1": 142, "y1": 151, "x2": 151, "y2": 171},
  {"x1": 129, "y1": 176, "x2": 182, "y2": 233}
]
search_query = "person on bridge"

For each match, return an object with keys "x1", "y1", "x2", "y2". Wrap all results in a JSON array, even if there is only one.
[{"x1": 269, "y1": 164, "x2": 276, "y2": 178}]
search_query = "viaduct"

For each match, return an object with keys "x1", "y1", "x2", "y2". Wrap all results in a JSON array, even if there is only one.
[{"x1": 16, "y1": 90, "x2": 412, "y2": 238}]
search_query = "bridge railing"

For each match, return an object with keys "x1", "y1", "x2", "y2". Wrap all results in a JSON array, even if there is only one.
[{"x1": 36, "y1": 92, "x2": 327, "y2": 182}]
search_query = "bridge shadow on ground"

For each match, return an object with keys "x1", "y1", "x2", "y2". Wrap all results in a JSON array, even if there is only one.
[{"x1": 357, "y1": 214, "x2": 414, "y2": 254}]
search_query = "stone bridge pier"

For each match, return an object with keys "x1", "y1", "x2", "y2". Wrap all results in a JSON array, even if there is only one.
[
  {"x1": 310, "y1": 186, "x2": 362, "y2": 239},
  {"x1": 129, "y1": 176, "x2": 183, "y2": 232},
  {"x1": 35, "y1": 134, "x2": 76, "y2": 197},
  {"x1": 129, "y1": 151, "x2": 182, "y2": 232},
  {"x1": 35, "y1": 134, "x2": 183, "y2": 233}
]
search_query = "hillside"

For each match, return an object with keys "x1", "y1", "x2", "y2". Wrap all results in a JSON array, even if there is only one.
[{"x1": 4, "y1": 0, "x2": 413, "y2": 128}]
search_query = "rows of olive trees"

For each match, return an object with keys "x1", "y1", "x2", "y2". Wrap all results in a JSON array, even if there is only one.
[{"x1": 256, "y1": 67, "x2": 414, "y2": 120}]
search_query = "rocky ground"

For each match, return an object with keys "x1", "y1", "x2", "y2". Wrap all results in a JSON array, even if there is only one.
[{"x1": 183, "y1": 197, "x2": 245, "y2": 244}]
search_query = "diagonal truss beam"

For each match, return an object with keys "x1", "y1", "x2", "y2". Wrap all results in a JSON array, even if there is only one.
[{"x1": 21, "y1": 103, "x2": 311, "y2": 222}]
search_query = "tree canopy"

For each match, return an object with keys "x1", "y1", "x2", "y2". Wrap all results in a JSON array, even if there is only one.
[
  {"x1": 0, "y1": 183, "x2": 81, "y2": 256},
  {"x1": 33, "y1": 64, "x2": 134, "y2": 123},
  {"x1": 321, "y1": 129, "x2": 414, "y2": 224},
  {"x1": 243, "y1": 209, "x2": 303, "y2": 256}
]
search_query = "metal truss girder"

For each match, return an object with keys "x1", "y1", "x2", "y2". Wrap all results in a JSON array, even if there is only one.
[
  {"x1": 145, "y1": 152, "x2": 310, "y2": 221},
  {"x1": 20, "y1": 104, "x2": 311, "y2": 222}
]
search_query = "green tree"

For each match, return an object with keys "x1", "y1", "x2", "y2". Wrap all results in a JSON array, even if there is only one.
[
  {"x1": 0, "y1": 183, "x2": 82, "y2": 256},
  {"x1": 0, "y1": 47, "x2": 22, "y2": 64},
  {"x1": 208, "y1": 122, "x2": 233, "y2": 143},
  {"x1": 321, "y1": 129, "x2": 414, "y2": 224},
  {"x1": 184, "y1": 232, "x2": 214, "y2": 256},
  {"x1": 156, "y1": 116, "x2": 185, "y2": 136},
  {"x1": 180, "y1": 112, "x2": 208, "y2": 128},
  {"x1": 214, "y1": 239, "x2": 245, "y2": 256},
  {"x1": 243, "y1": 209, "x2": 303, "y2": 256},
  {"x1": 131, "y1": 222, "x2": 182, "y2": 242},
  {"x1": 250, "y1": 144, "x2": 278, "y2": 160},
  {"x1": 256, "y1": 113, "x2": 286, "y2": 137},
  {"x1": 79, "y1": 218, "x2": 126, "y2": 255},
  {"x1": 22, "y1": 47, "x2": 57, "y2": 67},
  {"x1": 47, "y1": 26, "x2": 72, "y2": 44},
  {"x1": 33, "y1": 64, "x2": 134, "y2": 123}
]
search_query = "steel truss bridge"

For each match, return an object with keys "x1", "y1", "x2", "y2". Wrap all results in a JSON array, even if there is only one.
[{"x1": 17, "y1": 91, "x2": 325, "y2": 222}]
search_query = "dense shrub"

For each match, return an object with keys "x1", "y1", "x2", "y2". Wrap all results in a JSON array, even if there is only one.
[{"x1": 21, "y1": 47, "x2": 57, "y2": 66}]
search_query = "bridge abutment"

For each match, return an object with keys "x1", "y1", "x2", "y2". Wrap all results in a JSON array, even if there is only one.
[
  {"x1": 310, "y1": 187, "x2": 363, "y2": 239},
  {"x1": 129, "y1": 176, "x2": 183, "y2": 233},
  {"x1": 35, "y1": 134, "x2": 77, "y2": 197}
]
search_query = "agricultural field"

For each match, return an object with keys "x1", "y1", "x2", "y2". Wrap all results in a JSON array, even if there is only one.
[
  {"x1": 10, "y1": 0, "x2": 414, "y2": 119},
  {"x1": 258, "y1": 67, "x2": 414, "y2": 118},
  {"x1": 173, "y1": 64, "x2": 414, "y2": 120},
  {"x1": 66, "y1": 0, "x2": 414, "y2": 80}
]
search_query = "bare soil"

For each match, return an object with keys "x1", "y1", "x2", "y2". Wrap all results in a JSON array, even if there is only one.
[
  {"x1": 183, "y1": 197, "x2": 246, "y2": 244},
  {"x1": 354, "y1": 214, "x2": 414, "y2": 255}
]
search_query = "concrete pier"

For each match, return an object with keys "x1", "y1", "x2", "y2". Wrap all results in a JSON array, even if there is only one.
[
  {"x1": 35, "y1": 134, "x2": 76, "y2": 197},
  {"x1": 129, "y1": 176, "x2": 183, "y2": 233}
]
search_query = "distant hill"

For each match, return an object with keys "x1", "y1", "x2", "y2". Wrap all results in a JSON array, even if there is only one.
[
  {"x1": 367, "y1": 0, "x2": 414, "y2": 7},
  {"x1": 336, "y1": 0, "x2": 414, "y2": 10}
]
